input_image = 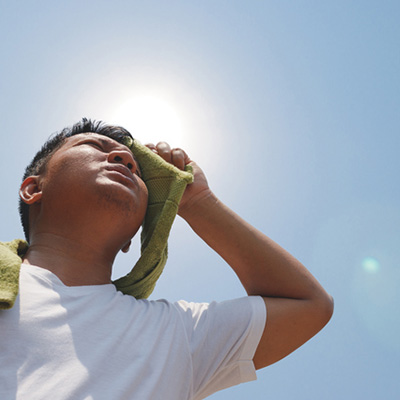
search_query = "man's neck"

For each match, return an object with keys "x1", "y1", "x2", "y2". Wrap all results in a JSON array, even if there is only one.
[{"x1": 22, "y1": 233, "x2": 117, "y2": 286}]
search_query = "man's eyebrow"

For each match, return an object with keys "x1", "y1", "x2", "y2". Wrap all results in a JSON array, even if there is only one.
[
  {"x1": 95, "y1": 137, "x2": 124, "y2": 150},
  {"x1": 86, "y1": 136, "x2": 132, "y2": 154}
]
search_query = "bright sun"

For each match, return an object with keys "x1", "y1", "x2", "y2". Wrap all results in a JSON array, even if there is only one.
[{"x1": 110, "y1": 95, "x2": 184, "y2": 146}]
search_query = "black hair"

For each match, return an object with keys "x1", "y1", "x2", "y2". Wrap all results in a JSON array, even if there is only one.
[{"x1": 19, "y1": 118, "x2": 133, "y2": 242}]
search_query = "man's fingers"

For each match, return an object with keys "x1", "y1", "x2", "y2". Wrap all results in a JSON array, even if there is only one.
[
  {"x1": 145, "y1": 142, "x2": 190, "y2": 170},
  {"x1": 171, "y1": 148, "x2": 187, "y2": 170},
  {"x1": 155, "y1": 142, "x2": 172, "y2": 163},
  {"x1": 145, "y1": 143, "x2": 157, "y2": 152}
]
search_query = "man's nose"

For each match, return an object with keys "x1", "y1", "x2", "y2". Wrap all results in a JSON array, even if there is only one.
[{"x1": 108, "y1": 150, "x2": 137, "y2": 173}]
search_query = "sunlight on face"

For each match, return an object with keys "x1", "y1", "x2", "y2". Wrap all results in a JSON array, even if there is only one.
[{"x1": 110, "y1": 95, "x2": 184, "y2": 146}]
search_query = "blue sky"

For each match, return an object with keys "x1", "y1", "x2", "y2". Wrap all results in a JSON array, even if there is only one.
[{"x1": 1, "y1": 1, "x2": 399, "y2": 399}]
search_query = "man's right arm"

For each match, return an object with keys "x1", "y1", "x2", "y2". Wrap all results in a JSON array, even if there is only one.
[
  {"x1": 147, "y1": 141, "x2": 334, "y2": 369},
  {"x1": 178, "y1": 191, "x2": 333, "y2": 369}
]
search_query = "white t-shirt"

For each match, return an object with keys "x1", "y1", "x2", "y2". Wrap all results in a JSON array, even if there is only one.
[{"x1": 0, "y1": 264, "x2": 266, "y2": 400}]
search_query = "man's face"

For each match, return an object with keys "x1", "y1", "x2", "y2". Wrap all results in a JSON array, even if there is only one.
[{"x1": 38, "y1": 133, "x2": 148, "y2": 236}]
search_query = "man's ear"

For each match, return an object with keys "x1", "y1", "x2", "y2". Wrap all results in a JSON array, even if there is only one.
[
  {"x1": 19, "y1": 176, "x2": 43, "y2": 205},
  {"x1": 121, "y1": 239, "x2": 132, "y2": 253}
]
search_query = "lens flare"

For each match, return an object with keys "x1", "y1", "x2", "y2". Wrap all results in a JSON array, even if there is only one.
[
  {"x1": 361, "y1": 257, "x2": 380, "y2": 274},
  {"x1": 312, "y1": 204, "x2": 400, "y2": 354}
]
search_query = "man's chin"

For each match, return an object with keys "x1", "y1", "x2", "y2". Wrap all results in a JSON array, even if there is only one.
[{"x1": 95, "y1": 188, "x2": 145, "y2": 221}]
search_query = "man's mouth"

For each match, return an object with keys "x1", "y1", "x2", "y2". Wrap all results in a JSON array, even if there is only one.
[{"x1": 105, "y1": 165, "x2": 136, "y2": 186}]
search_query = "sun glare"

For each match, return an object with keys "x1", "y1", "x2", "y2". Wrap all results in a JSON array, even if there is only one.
[{"x1": 110, "y1": 95, "x2": 184, "y2": 146}]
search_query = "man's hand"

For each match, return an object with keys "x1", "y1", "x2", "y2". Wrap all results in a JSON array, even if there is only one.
[{"x1": 145, "y1": 142, "x2": 211, "y2": 217}]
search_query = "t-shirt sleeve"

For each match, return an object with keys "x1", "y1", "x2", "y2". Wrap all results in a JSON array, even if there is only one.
[{"x1": 174, "y1": 296, "x2": 266, "y2": 400}]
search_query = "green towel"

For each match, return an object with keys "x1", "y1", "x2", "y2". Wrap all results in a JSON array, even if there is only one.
[
  {"x1": 0, "y1": 138, "x2": 193, "y2": 310},
  {"x1": 0, "y1": 239, "x2": 29, "y2": 309}
]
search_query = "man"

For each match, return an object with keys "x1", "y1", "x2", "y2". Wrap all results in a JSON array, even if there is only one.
[{"x1": 0, "y1": 119, "x2": 333, "y2": 399}]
